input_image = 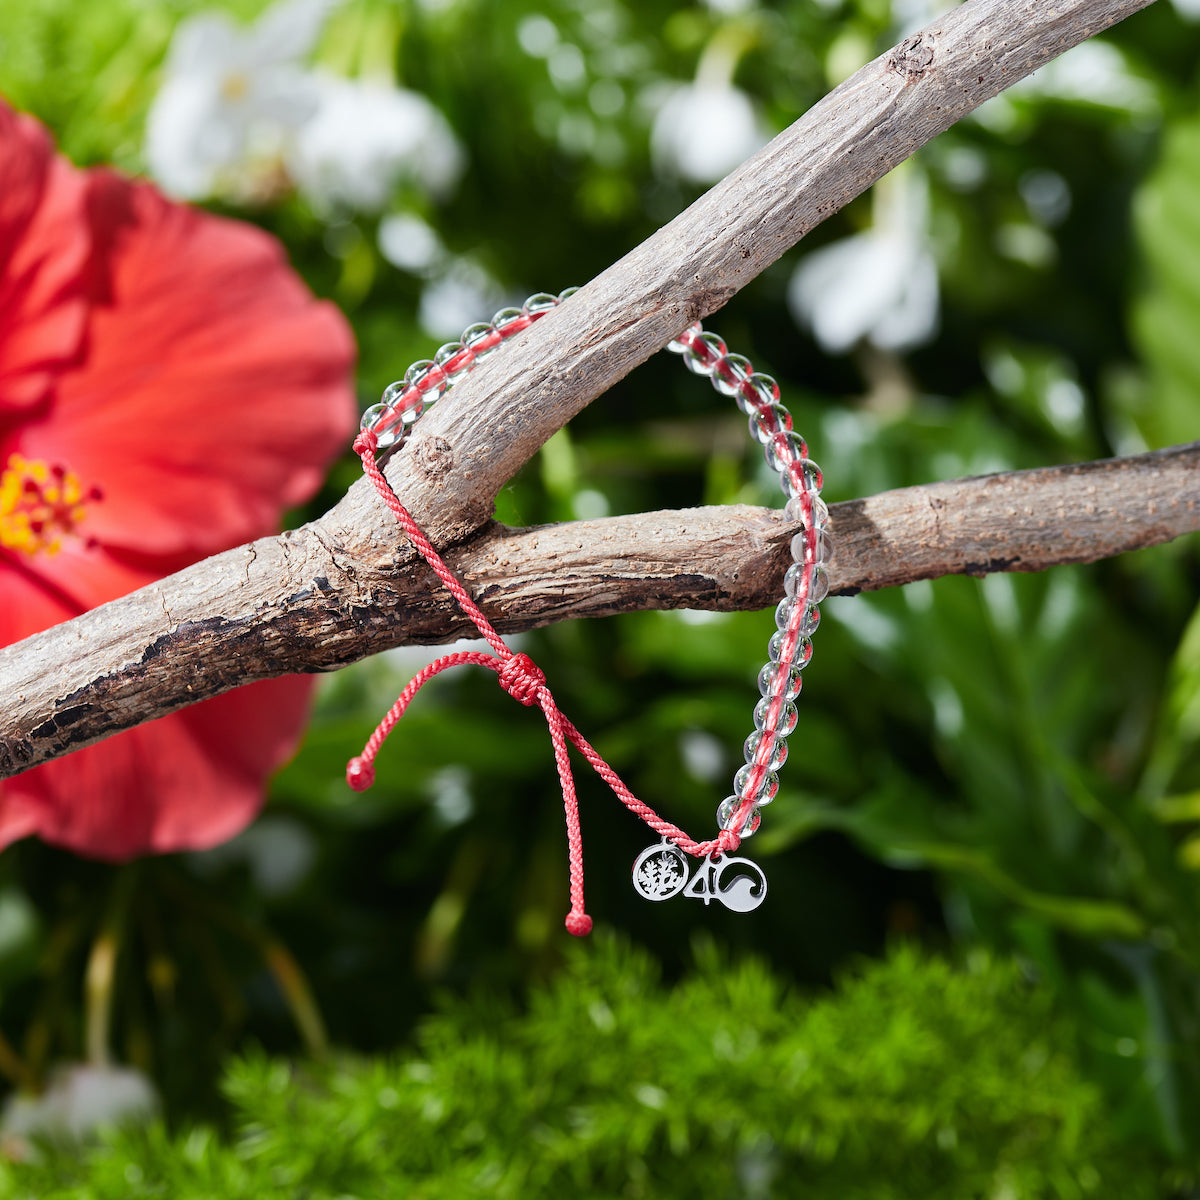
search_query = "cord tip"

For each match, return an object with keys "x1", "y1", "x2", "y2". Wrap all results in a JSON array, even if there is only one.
[
  {"x1": 565, "y1": 911, "x2": 593, "y2": 937},
  {"x1": 346, "y1": 757, "x2": 375, "y2": 791}
]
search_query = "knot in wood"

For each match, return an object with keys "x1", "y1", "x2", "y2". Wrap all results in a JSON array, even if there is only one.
[
  {"x1": 414, "y1": 434, "x2": 454, "y2": 482},
  {"x1": 889, "y1": 33, "x2": 935, "y2": 82}
]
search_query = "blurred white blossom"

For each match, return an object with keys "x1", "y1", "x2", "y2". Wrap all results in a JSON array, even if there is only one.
[
  {"x1": 146, "y1": 0, "x2": 337, "y2": 200},
  {"x1": 1173, "y1": 0, "x2": 1200, "y2": 19},
  {"x1": 288, "y1": 74, "x2": 464, "y2": 212},
  {"x1": 418, "y1": 259, "x2": 509, "y2": 341},
  {"x1": 378, "y1": 213, "x2": 446, "y2": 275},
  {"x1": 2, "y1": 1064, "x2": 158, "y2": 1151},
  {"x1": 788, "y1": 167, "x2": 938, "y2": 354},
  {"x1": 650, "y1": 81, "x2": 765, "y2": 183},
  {"x1": 146, "y1": 0, "x2": 463, "y2": 214}
]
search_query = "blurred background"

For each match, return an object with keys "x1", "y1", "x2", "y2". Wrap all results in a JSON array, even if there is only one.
[{"x1": 1, "y1": 0, "x2": 1199, "y2": 1192}]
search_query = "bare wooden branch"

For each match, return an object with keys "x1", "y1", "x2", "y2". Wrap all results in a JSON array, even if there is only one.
[
  {"x1": 0, "y1": 0, "x2": 1167, "y2": 781},
  {"x1": 3, "y1": 443, "x2": 1196, "y2": 779}
]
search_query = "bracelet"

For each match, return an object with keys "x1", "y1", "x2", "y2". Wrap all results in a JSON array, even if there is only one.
[{"x1": 349, "y1": 289, "x2": 828, "y2": 931}]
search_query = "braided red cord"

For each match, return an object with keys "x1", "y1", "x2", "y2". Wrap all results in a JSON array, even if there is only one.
[{"x1": 348, "y1": 430, "x2": 740, "y2": 936}]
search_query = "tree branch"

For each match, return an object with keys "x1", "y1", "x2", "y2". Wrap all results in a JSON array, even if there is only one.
[
  {"x1": 0, "y1": 0, "x2": 1165, "y2": 779},
  {"x1": 3, "y1": 443, "x2": 1196, "y2": 779}
]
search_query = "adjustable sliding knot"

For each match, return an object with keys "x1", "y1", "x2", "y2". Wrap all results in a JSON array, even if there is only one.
[
  {"x1": 716, "y1": 828, "x2": 742, "y2": 856},
  {"x1": 498, "y1": 653, "x2": 545, "y2": 706}
]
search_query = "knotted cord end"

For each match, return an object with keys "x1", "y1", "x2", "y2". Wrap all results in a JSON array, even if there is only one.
[
  {"x1": 346, "y1": 756, "x2": 376, "y2": 791},
  {"x1": 565, "y1": 911, "x2": 593, "y2": 937},
  {"x1": 353, "y1": 429, "x2": 378, "y2": 458},
  {"x1": 717, "y1": 828, "x2": 742, "y2": 856}
]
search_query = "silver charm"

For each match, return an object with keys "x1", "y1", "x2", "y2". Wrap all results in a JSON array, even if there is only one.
[
  {"x1": 632, "y1": 840, "x2": 690, "y2": 901},
  {"x1": 682, "y1": 853, "x2": 767, "y2": 912}
]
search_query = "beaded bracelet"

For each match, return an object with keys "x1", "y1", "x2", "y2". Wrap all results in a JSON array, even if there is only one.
[{"x1": 348, "y1": 289, "x2": 829, "y2": 933}]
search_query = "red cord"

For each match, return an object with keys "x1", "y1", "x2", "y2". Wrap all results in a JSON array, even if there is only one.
[{"x1": 348, "y1": 430, "x2": 740, "y2": 936}]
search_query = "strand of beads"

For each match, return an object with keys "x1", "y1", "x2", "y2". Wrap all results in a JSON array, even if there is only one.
[
  {"x1": 665, "y1": 325, "x2": 831, "y2": 849},
  {"x1": 358, "y1": 290, "x2": 572, "y2": 451}
]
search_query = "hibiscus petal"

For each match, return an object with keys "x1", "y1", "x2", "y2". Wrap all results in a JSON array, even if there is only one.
[
  {"x1": 0, "y1": 676, "x2": 316, "y2": 861},
  {"x1": 0, "y1": 103, "x2": 90, "y2": 415},
  {"x1": 24, "y1": 170, "x2": 355, "y2": 561}
]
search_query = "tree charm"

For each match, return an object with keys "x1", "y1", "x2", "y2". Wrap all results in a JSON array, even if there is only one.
[{"x1": 632, "y1": 841, "x2": 690, "y2": 902}]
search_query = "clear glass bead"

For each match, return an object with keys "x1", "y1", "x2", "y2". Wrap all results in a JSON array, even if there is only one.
[
  {"x1": 683, "y1": 332, "x2": 727, "y2": 376},
  {"x1": 523, "y1": 292, "x2": 560, "y2": 315},
  {"x1": 809, "y1": 565, "x2": 831, "y2": 603},
  {"x1": 404, "y1": 359, "x2": 448, "y2": 403},
  {"x1": 667, "y1": 322, "x2": 701, "y2": 355},
  {"x1": 758, "y1": 660, "x2": 803, "y2": 701},
  {"x1": 490, "y1": 306, "x2": 526, "y2": 333},
  {"x1": 462, "y1": 322, "x2": 500, "y2": 361},
  {"x1": 381, "y1": 380, "x2": 423, "y2": 427},
  {"x1": 734, "y1": 763, "x2": 780, "y2": 805},
  {"x1": 717, "y1": 797, "x2": 761, "y2": 837},
  {"x1": 744, "y1": 730, "x2": 788, "y2": 771},
  {"x1": 784, "y1": 493, "x2": 830, "y2": 532},
  {"x1": 754, "y1": 695, "x2": 799, "y2": 736},
  {"x1": 749, "y1": 404, "x2": 792, "y2": 445},
  {"x1": 782, "y1": 457, "x2": 823, "y2": 499},
  {"x1": 735, "y1": 373, "x2": 779, "y2": 416},
  {"x1": 790, "y1": 527, "x2": 834, "y2": 566},
  {"x1": 434, "y1": 341, "x2": 473, "y2": 385},
  {"x1": 783, "y1": 565, "x2": 827, "y2": 613},
  {"x1": 712, "y1": 353, "x2": 752, "y2": 397},
  {"x1": 359, "y1": 402, "x2": 408, "y2": 449},
  {"x1": 768, "y1": 627, "x2": 814, "y2": 669},
  {"x1": 765, "y1": 430, "x2": 808, "y2": 474},
  {"x1": 557, "y1": 285, "x2": 580, "y2": 303}
]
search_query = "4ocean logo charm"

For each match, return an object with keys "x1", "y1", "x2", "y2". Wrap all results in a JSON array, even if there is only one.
[{"x1": 632, "y1": 839, "x2": 767, "y2": 912}]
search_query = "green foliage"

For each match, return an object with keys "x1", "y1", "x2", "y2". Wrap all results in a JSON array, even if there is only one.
[
  {"x1": 0, "y1": 940, "x2": 1168, "y2": 1198},
  {"x1": 0, "y1": 0, "x2": 1199, "y2": 1180}
]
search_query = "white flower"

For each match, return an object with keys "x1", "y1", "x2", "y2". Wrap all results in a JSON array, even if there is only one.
[
  {"x1": 145, "y1": 0, "x2": 339, "y2": 200},
  {"x1": 287, "y1": 74, "x2": 464, "y2": 212},
  {"x1": 2, "y1": 1064, "x2": 158, "y2": 1150},
  {"x1": 650, "y1": 81, "x2": 766, "y2": 184},
  {"x1": 378, "y1": 213, "x2": 446, "y2": 275},
  {"x1": 788, "y1": 168, "x2": 939, "y2": 354},
  {"x1": 418, "y1": 259, "x2": 508, "y2": 341}
]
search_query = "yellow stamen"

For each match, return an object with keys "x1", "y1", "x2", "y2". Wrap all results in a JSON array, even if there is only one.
[{"x1": 0, "y1": 453, "x2": 102, "y2": 557}]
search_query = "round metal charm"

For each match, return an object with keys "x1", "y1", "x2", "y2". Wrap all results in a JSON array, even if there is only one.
[{"x1": 632, "y1": 840, "x2": 690, "y2": 901}]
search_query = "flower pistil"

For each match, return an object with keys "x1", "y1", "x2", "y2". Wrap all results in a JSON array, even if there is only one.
[{"x1": 0, "y1": 453, "x2": 102, "y2": 556}]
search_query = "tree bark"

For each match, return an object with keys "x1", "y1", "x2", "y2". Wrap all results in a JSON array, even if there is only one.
[
  {"x1": 0, "y1": 0, "x2": 1167, "y2": 780},
  {"x1": 2, "y1": 443, "x2": 1195, "y2": 780}
]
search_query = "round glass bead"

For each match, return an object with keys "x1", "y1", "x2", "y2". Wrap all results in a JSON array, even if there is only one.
[
  {"x1": 790, "y1": 529, "x2": 834, "y2": 566},
  {"x1": 683, "y1": 332, "x2": 728, "y2": 376},
  {"x1": 808, "y1": 565, "x2": 831, "y2": 603},
  {"x1": 749, "y1": 404, "x2": 792, "y2": 445},
  {"x1": 490, "y1": 306, "x2": 526, "y2": 334},
  {"x1": 758, "y1": 660, "x2": 803, "y2": 702},
  {"x1": 785, "y1": 493, "x2": 830, "y2": 532},
  {"x1": 735, "y1": 373, "x2": 779, "y2": 416},
  {"x1": 667, "y1": 323, "x2": 701, "y2": 355},
  {"x1": 381, "y1": 380, "x2": 424, "y2": 427},
  {"x1": 462, "y1": 322, "x2": 500, "y2": 361},
  {"x1": 782, "y1": 458, "x2": 823, "y2": 499},
  {"x1": 734, "y1": 763, "x2": 779, "y2": 805},
  {"x1": 744, "y1": 730, "x2": 788, "y2": 771},
  {"x1": 754, "y1": 695, "x2": 799, "y2": 736},
  {"x1": 434, "y1": 341, "x2": 473, "y2": 385},
  {"x1": 523, "y1": 292, "x2": 560, "y2": 315},
  {"x1": 717, "y1": 797, "x2": 761, "y2": 837},
  {"x1": 712, "y1": 353, "x2": 753, "y2": 397},
  {"x1": 765, "y1": 430, "x2": 808, "y2": 474},
  {"x1": 404, "y1": 359, "x2": 448, "y2": 403},
  {"x1": 782, "y1": 563, "x2": 813, "y2": 600},
  {"x1": 557, "y1": 285, "x2": 580, "y2": 303},
  {"x1": 768, "y1": 628, "x2": 813, "y2": 669},
  {"x1": 359, "y1": 402, "x2": 408, "y2": 449}
]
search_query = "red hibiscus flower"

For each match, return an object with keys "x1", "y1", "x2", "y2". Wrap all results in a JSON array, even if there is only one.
[{"x1": 0, "y1": 100, "x2": 356, "y2": 860}]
